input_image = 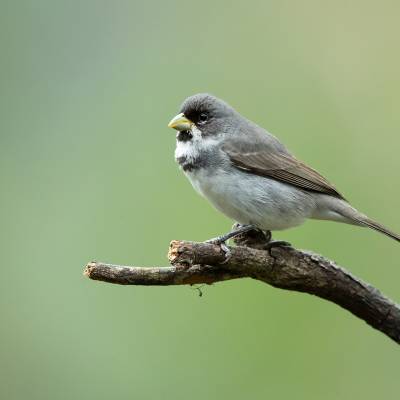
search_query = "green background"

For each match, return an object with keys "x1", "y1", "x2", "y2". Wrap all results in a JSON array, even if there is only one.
[{"x1": 1, "y1": 1, "x2": 399, "y2": 399}]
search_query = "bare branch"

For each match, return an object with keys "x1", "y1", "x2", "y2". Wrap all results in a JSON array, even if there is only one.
[
  {"x1": 84, "y1": 229, "x2": 400, "y2": 344},
  {"x1": 84, "y1": 261, "x2": 240, "y2": 285}
]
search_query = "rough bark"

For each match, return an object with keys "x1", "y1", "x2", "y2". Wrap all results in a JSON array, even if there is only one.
[{"x1": 84, "y1": 228, "x2": 400, "y2": 344}]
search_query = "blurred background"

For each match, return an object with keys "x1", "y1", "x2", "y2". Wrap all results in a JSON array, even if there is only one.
[{"x1": 1, "y1": 0, "x2": 399, "y2": 399}]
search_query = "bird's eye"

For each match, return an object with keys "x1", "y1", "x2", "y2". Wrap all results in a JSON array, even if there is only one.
[{"x1": 198, "y1": 113, "x2": 209, "y2": 125}]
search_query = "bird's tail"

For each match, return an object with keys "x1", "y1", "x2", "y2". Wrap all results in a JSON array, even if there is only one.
[
  {"x1": 356, "y1": 217, "x2": 400, "y2": 242},
  {"x1": 332, "y1": 200, "x2": 400, "y2": 242}
]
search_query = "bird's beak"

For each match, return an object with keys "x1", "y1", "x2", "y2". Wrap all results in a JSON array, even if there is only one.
[{"x1": 168, "y1": 113, "x2": 193, "y2": 131}]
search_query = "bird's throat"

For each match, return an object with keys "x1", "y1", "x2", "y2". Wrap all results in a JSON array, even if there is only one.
[{"x1": 176, "y1": 130, "x2": 193, "y2": 142}]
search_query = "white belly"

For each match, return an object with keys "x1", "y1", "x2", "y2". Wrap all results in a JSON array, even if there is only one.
[{"x1": 185, "y1": 167, "x2": 316, "y2": 231}]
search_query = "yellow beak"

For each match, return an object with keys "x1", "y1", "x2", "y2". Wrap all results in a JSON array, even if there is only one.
[{"x1": 168, "y1": 113, "x2": 193, "y2": 131}]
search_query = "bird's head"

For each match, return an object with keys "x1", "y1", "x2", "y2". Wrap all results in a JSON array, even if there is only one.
[{"x1": 168, "y1": 93, "x2": 235, "y2": 140}]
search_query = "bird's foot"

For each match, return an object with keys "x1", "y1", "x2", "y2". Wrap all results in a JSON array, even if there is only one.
[
  {"x1": 206, "y1": 224, "x2": 255, "y2": 245},
  {"x1": 205, "y1": 225, "x2": 256, "y2": 263},
  {"x1": 205, "y1": 238, "x2": 232, "y2": 264},
  {"x1": 263, "y1": 240, "x2": 291, "y2": 251},
  {"x1": 205, "y1": 225, "x2": 290, "y2": 262}
]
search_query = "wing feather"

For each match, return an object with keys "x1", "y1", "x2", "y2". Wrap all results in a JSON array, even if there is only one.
[{"x1": 223, "y1": 142, "x2": 345, "y2": 200}]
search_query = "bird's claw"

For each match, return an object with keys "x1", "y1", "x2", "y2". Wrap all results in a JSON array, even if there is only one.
[
  {"x1": 205, "y1": 239, "x2": 232, "y2": 264},
  {"x1": 218, "y1": 242, "x2": 232, "y2": 264}
]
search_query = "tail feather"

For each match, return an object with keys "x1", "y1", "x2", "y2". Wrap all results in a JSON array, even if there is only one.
[
  {"x1": 358, "y1": 218, "x2": 400, "y2": 242},
  {"x1": 327, "y1": 199, "x2": 400, "y2": 242}
]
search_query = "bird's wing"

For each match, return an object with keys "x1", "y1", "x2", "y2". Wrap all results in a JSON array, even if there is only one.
[{"x1": 223, "y1": 140, "x2": 345, "y2": 200}]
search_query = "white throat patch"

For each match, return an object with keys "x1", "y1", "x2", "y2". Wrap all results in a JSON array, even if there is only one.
[{"x1": 174, "y1": 125, "x2": 220, "y2": 164}]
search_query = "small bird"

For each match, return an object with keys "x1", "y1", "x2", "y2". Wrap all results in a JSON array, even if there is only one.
[{"x1": 168, "y1": 93, "x2": 400, "y2": 247}]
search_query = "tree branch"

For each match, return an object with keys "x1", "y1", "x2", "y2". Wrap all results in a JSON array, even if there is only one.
[{"x1": 84, "y1": 229, "x2": 400, "y2": 344}]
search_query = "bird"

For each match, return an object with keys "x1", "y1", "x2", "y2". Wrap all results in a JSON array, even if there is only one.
[{"x1": 168, "y1": 93, "x2": 400, "y2": 248}]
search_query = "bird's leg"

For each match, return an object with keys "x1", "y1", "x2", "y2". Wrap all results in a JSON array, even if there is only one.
[
  {"x1": 231, "y1": 227, "x2": 291, "y2": 250},
  {"x1": 264, "y1": 230, "x2": 272, "y2": 242},
  {"x1": 206, "y1": 225, "x2": 291, "y2": 262},
  {"x1": 206, "y1": 224, "x2": 256, "y2": 245},
  {"x1": 261, "y1": 230, "x2": 291, "y2": 250},
  {"x1": 205, "y1": 224, "x2": 256, "y2": 263}
]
